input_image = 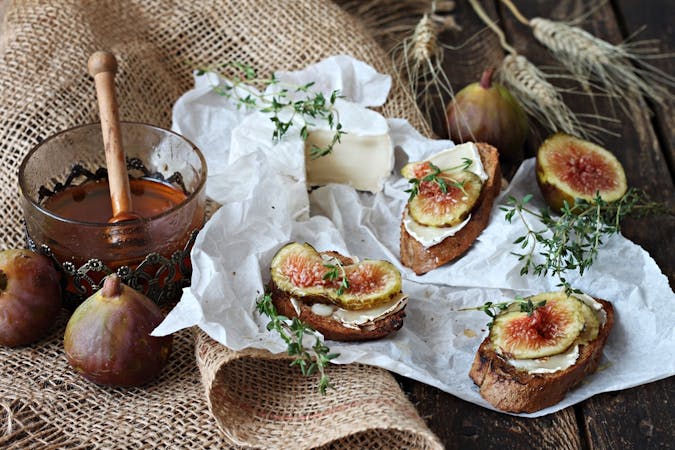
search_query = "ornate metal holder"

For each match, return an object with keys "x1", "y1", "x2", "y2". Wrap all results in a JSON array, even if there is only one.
[{"x1": 26, "y1": 227, "x2": 198, "y2": 310}]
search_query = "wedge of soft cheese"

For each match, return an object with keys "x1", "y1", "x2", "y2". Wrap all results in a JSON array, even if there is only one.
[
  {"x1": 403, "y1": 142, "x2": 487, "y2": 247},
  {"x1": 305, "y1": 130, "x2": 394, "y2": 193}
]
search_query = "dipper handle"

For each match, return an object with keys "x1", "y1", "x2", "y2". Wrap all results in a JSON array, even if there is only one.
[{"x1": 88, "y1": 51, "x2": 137, "y2": 223}]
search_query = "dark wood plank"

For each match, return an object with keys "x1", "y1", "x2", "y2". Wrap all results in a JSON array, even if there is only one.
[
  {"x1": 500, "y1": 1, "x2": 675, "y2": 449},
  {"x1": 614, "y1": 0, "x2": 675, "y2": 178},
  {"x1": 402, "y1": 377, "x2": 583, "y2": 449},
  {"x1": 579, "y1": 376, "x2": 675, "y2": 450}
]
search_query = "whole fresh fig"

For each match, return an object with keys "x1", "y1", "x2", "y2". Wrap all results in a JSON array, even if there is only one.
[
  {"x1": 445, "y1": 68, "x2": 528, "y2": 162},
  {"x1": 0, "y1": 249, "x2": 61, "y2": 347},
  {"x1": 64, "y1": 274, "x2": 172, "y2": 387}
]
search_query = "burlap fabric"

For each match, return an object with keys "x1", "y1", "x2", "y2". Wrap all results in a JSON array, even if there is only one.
[{"x1": 0, "y1": 0, "x2": 441, "y2": 448}]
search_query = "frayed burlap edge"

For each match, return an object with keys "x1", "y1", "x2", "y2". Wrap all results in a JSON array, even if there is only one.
[{"x1": 195, "y1": 330, "x2": 444, "y2": 450}]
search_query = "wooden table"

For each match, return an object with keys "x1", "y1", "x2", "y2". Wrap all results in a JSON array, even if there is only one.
[{"x1": 397, "y1": 1, "x2": 674, "y2": 448}]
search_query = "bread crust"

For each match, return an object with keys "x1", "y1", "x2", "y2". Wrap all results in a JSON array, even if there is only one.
[
  {"x1": 269, "y1": 282, "x2": 406, "y2": 341},
  {"x1": 469, "y1": 298, "x2": 614, "y2": 413},
  {"x1": 400, "y1": 142, "x2": 502, "y2": 275}
]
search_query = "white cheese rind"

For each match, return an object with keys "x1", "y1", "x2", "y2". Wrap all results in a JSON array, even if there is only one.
[
  {"x1": 425, "y1": 142, "x2": 488, "y2": 182},
  {"x1": 332, "y1": 292, "x2": 407, "y2": 327},
  {"x1": 571, "y1": 292, "x2": 607, "y2": 326},
  {"x1": 305, "y1": 130, "x2": 394, "y2": 193}
]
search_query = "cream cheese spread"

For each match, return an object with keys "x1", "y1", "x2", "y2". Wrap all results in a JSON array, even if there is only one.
[{"x1": 306, "y1": 293, "x2": 407, "y2": 330}]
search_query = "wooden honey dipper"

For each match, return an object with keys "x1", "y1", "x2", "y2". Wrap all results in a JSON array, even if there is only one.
[{"x1": 88, "y1": 51, "x2": 142, "y2": 223}]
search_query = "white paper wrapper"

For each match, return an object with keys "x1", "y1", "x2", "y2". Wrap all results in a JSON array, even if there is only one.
[{"x1": 157, "y1": 56, "x2": 675, "y2": 417}]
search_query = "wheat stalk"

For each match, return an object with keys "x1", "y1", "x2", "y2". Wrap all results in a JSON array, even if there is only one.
[
  {"x1": 500, "y1": 0, "x2": 674, "y2": 110},
  {"x1": 499, "y1": 54, "x2": 592, "y2": 138},
  {"x1": 386, "y1": 1, "x2": 462, "y2": 134},
  {"x1": 530, "y1": 17, "x2": 674, "y2": 106},
  {"x1": 468, "y1": 0, "x2": 606, "y2": 139}
]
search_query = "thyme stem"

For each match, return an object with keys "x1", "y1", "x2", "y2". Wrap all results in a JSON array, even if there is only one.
[
  {"x1": 198, "y1": 62, "x2": 346, "y2": 158},
  {"x1": 256, "y1": 293, "x2": 339, "y2": 394}
]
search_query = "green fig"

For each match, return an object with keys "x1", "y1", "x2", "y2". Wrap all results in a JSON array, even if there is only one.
[
  {"x1": 64, "y1": 274, "x2": 172, "y2": 387},
  {"x1": 445, "y1": 68, "x2": 528, "y2": 162}
]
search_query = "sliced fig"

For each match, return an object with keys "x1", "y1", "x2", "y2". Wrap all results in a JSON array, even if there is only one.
[
  {"x1": 491, "y1": 292, "x2": 584, "y2": 359},
  {"x1": 270, "y1": 242, "x2": 402, "y2": 310},
  {"x1": 408, "y1": 170, "x2": 483, "y2": 227},
  {"x1": 575, "y1": 300, "x2": 600, "y2": 345},
  {"x1": 334, "y1": 259, "x2": 402, "y2": 310},
  {"x1": 270, "y1": 242, "x2": 330, "y2": 298},
  {"x1": 537, "y1": 134, "x2": 627, "y2": 213}
]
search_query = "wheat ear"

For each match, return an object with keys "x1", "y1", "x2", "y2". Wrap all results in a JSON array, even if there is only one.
[
  {"x1": 501, "y1": 0, "x2": 674, "y2": 108},
  {"x1": 389, "y1": 2, "x2": 461, "y2": 134},
  {"x1": 468, "y1": 0, "x2": 602, "y2": 139}
]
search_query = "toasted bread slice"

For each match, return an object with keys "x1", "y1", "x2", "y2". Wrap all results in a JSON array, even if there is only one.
[
  {"x1": 400, "y1": 142, "x2": 502, "y2": 275},
  {"x1": 469, "y1": 298, "x2": 614, "y2": 413},
  {"x1": 269, "y1": 250, "x2": 406, "y2": 342}
]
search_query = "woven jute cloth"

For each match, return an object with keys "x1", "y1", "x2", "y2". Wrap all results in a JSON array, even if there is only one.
[{"x1": 0, "y1": 0, "x2": 441, "y2": 448}]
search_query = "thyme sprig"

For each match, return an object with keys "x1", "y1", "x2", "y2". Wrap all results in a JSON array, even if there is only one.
[
  {"x1": 405, "y1": 157, "x2": 473, "y2": 202},
  {"x1": 323, "y1": 258, "x2": 350, "y2": 296},
  {"x1": 461, "y1": 297, "x2": 547, "y2": 329},
  {"x1": 197, "y1": 62, "x2": 346, "y2": 159},
  {"x1": 502, "y1": 189, "x2": 672, "y2": 291},
  {"x1": 256, "y1": 293, "x2": 339, "y2": 394}
]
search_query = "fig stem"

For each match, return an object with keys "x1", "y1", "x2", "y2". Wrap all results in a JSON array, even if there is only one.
[
  {"x1": 479, "y1": 68, "x2": 495, "y2": 89},
  {"x1": 102, "y1": 274, "x2": 122, "y2": 297},
  {"x1": 0, "y1": 270, "x2": 6, "y2": 292}
]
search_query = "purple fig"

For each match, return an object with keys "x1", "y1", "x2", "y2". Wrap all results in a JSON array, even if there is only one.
[
  {"x1": 0, "y1": 249, "x2": 61, "y2": 347},
  {"x1": 64, "y1": 274, "x2": 172, "y2": 387},
  {"x1": 445, "y1": 68, "x2": 528, "y2": 162}
]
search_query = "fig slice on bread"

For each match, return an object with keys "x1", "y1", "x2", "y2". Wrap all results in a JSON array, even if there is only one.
[
  {"x1": 469, "y1": 291, "x2": 614, "y2": 413},
  {"x1": 269, "y1": 242, "x2": 407, "y2": 341},
  {"x1": 400, "y1": 142, "x2": 501, "y2": 275}
]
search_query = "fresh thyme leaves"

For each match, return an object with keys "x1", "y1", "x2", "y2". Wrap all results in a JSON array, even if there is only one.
[
  {"x1": 198, "y1": 62, "x2": 346, "y2": 158},
  {"x1": 461, "y1": 297, "x2": 547, "y2": 329},
  {"x1": 502, "y1": 188, "x2": 671, "y2": 291},
  {"x1": 323, "y1": 259, "x2": 350, "y2": 296},
  {"x1": 256, "y1": 293, "x2": 339, "y2": 394},
  {"x1": 405, "y1": 158, "x2": 473, "y2": 202}
]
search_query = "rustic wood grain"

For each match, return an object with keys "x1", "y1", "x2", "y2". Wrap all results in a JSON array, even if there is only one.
[
  {"x1": 579, "y1": 377, "x2": 675, "y2": 450},
  {"x1": 614, "y1": 0, "x2": 675, "y2": 177},
  {"x1": 401, "y1": 376, "x2": 584, "y2": 449}
]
